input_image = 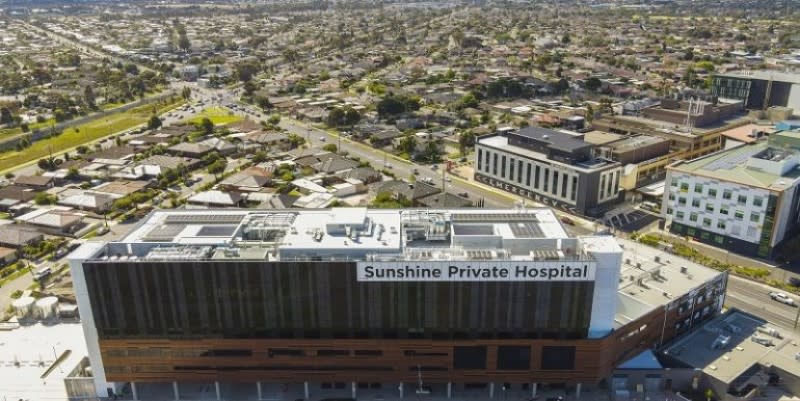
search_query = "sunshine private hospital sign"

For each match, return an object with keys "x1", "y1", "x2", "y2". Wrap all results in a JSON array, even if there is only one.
[{"x1": 356, "y1": 261, "x2": 596, "y2": 282}]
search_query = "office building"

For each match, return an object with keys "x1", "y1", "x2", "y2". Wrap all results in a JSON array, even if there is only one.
[
  {"x1": 663, "y1": 130, "x2": 800, "y2": 258},
  {"x1": 474, "y1": 127, "x2": 623, "y2": 216},
  {"x1": 712, "y1": 70, "x2": 800, "y2": 115},
  {"x1": 69, "y1": 208, "x2": 727, "y2": 400}
]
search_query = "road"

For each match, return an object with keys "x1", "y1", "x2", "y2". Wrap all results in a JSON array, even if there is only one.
[{"x1": 726, "y1": 275, "x2": 800, "y2": 331}]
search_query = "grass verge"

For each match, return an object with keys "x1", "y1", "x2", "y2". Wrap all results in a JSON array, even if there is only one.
[
  {"x1": 0, "y1": 98, "x2": 184, "y2": 172},
  {"x1": 185, "y1": 107, "x2": 243, "y2": 126}
]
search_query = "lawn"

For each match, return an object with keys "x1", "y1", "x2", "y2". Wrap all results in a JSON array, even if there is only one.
[
  {"x1": 185, "y1": 107, "x2": 243, "y2": 126},
  {"x1": 0, "y1": 118, "x2": 56, "y2": 139},
  {"x1": 0, "y1": 98, "x2": 185, "y2": 173}
]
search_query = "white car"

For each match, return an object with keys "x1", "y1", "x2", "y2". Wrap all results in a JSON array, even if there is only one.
[{"x1": 770, "y1": 292, "x2": 796, "y2": 306}]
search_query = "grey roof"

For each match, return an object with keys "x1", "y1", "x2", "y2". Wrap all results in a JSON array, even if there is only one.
[
  {"x1": 0, "y1": 225, "x2": 43, "y2": 247},
  {"x1": 512, "y1": 126, "x2": 591, "y2": 153}
]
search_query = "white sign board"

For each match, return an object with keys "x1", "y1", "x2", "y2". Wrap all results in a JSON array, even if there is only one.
[{"x1": 357, "y1": 261, "x2": 596, "y2": 282}]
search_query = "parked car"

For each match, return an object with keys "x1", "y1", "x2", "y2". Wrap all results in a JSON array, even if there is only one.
[
  {"x1": 560, "y1": 216, "x2": 575, "y2": 226},
  {"x1": 769, "y1": 291, "x2": 796, "y2": 306}
]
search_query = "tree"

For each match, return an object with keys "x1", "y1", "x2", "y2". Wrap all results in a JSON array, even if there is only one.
[
  {"x1": 344, "y1": 108, "x2": 361, "y2": 126},
  {"x1": 207, "y1": 159, "x2": 227, "y2": 179},
  {"x1": 327, "y1": 108, "x2": 346, "y2": 127},
  {"x1": 181, "y1": 86, "x2": 192, "y2": 100},
  {"x1": 37, "y1": 156, "x2": 58, "y2": 171},
  {"x1": 322, "y1": 144, "x2": 338, "y2": 152},
  {"x1": 255, "y1": 96, "x2": 272, "y2": 110},
  {"x1": 252, "y1": 150, "x2": 268, "y2": 163},
  {"x1": 147, "y1": 115, "x2": 162, "y2": 130},
  {"x1": 200, "y1": 117, "x2": 214, "y2": 135},
  {"x1": 65, "y1": 167, "x2": 80, "y2": 180},
  {"x1": 34, "y1": 192, "x2": 56, "y2": 205},
  {"x1": 397, "y1": 134, "x2": 417, "y2": 155},
  {"x1": 456, "y1": 92, "x2": 479, "y2": 110},
  {"x1": 267, "y1": 114, "x2": 281, "y2": 125},
  {"x1": 584, "y1": 77, "x2": 602, "y2": 92},
  {"x1": 178, "y1": 34, "x2": 191, "y2": 52},
  {"x1": 423, "y1": 140, "x2": 442, "y2": 163},
  {"x1": 561, "y1": 33, "x2": 571, "y2": 44},
  {"x1": 458, "y1": 131, "x2": 476, "y2": 156},
  {"x1": 0, "y1": 107, "x2": 13, "y2": 125},
  {"x1": 84, "y1": 85, "x2": 96, "y2": 108}
]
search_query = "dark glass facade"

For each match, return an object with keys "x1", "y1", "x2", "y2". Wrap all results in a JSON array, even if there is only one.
[{"x1": 84, "y1": 260, "x2": 595, "y2": 341}]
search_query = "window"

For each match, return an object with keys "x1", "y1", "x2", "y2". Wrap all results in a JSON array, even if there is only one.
[
  {"x1": 694, "y1": 184, "x2": 703, "y2": 193},
  {"x1": 526, "y1": 163, "x2": 532, "y2": 187},
  {"x1": 354, "y1": 350, "x2": 382, "y2": 356},
  {"x1": 509, "y1": 157, "x2": 515, "y2": 181},
  {"x1": 705, "y1": 203, "x2": 714, "y2": 213},
  {"x1": 676, "y1": 211, "x2": 685, "y2": 220},
  {"x1": 687, "y1": 228, "x2": 696, "y2": 236},
  {"x1": 453, "y1": 346, "x2": 487, "y2": 370},
  {"x1": 750, "y1": 212, "x2": 760, "y2": 223},
  {"x1": 552, "y1": 171, "x2": 559, "y2": 195},
  {"x1": 561, "y1": 174, "x2": 568, "y2": 198},
  {"x1": 737, "y1": 195, "x2": 747, "y2": 204},
  {"x1": 541, "y1": 346, "x2": 575, "y2": 370},
  {"x1": 543, "y1": 168, "x2": 549, "y2": 192},
  {"x1": 497, "y1": 346, "x2": 531, "y2": 370},
  {"x1": 680, "y1": 183, "x2": 689, "y2": 193},
  {"x1": 518, "y1": 160, "x2": 524, "y2": 184},
  {"x1": 571, "y1": 176, "x2": 578, "y2": 201},
  {"x1": 723, "y1": 190, "x2": 732, "y2": 200},
  {"x1": 678, "y1": 197, "x2": 687, "y2": 206},
  {"x1": 708, "y1": 188, "x2": 717, "y2": 197},
  {"x1": 714, "y1": 235, "x2": 724, "y2": 244},
  {"x1": 669, "y1": 193, "x2": 675, "y2": 201},
  {"x1": 201, "y1": 349, "x2": 253, "y2": 357},
  {"x1": 534, "y1": 166, "x2": 540, "y2": 189},
  {"x1": 484, "y1": 150, "x2": 490, "y2": 172},
  {"x1": 268, "y1": 348, "x2": 305, "y2": 357},
  {"x1": 667, "y1": 208, "x2": 673, "y2": 215},
  {"x1": 734, "y1": 210, "x2": 744, "y2": 220},
  {"x1": 671, "y1": 178, "x2": 679, "y2": 187},
  {"x1": 701, "y1": 232, "x2": 710, "y2": 240},
  {"x1": 753, "y1": 197, "x2": 763, "y2": 207},
  {"x1": 317, "y1": 350, "x2": 350, "y2": 356},
  {"x1": 477, "y1": 149, "x2": 483, "y2": 171},
  {"x1": 717, "y1": 221, "x2": 726, "y2": 230},
  {"x1": 692, "y1": 199, "x2": 700, "y2": 207},
  {"x1": 689, "y1": 213, "x2": 698, "y2": 222},
  {"x1": 720, "y1": 206, "x2": 729, "y2": 215},
  {"x1": 500, "y1": 156, "x2": 506, "y2": 178},
  {"x1": 599, "y1": 174, "x2": 606, "y2": 199},
  {"x1": 702, "y1": 218, "x2": 712, "y2": 227},
  {"x1": 492, "y1": 154, "x2": 498, "y2": 175}
]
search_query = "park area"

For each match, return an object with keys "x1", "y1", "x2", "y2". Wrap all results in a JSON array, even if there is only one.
[
  {"x1": 0, "y1": 98, "x2": 184, "y2": 173},
  {"x1": 185, "y1": 107, "x2": 242, "y2": 126}
]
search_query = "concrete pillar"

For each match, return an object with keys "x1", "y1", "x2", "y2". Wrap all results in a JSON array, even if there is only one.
[
  {"x1": 173, "y1": 381, "x2": 180, "y2": 401},
  {"x1": 257, "y1": 382, "x2": 262, "y2": 400},
  {"x1": 531, "y1": 383, "x2": 537, "y2": 398},
  {"x1": 304, "y1": 382, "x2": 310, "y2": 400},
  {"x1": 215, "y1": 381, "x2": 221, "y2": 401},
  {"x1": 131, "y1": 382, "x2": 138, "y2": 401},
  {"x1": 352, "y1": 382, "x2": 357, "y2": 399},
  {"x1": 399, "y1": 382, "x2": 404, "y2": 399},
  {"x1": 490, "y1": 382, "x2": 495, "y2": 398},
  {"x1": 447, "y1": 382, "x2": 452, "y2": 399},
  {"x1": 576, "y1": 383, "x2": 582, "y2": 399}
]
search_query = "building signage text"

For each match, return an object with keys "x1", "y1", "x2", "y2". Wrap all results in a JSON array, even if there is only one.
[{"x1": 357, "y1": 261, "x2": 596, "y2": 282}]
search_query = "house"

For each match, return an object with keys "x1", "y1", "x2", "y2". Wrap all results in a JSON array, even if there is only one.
[
  {"x1": 0, "y1": 246, "x2": 17, "y2": 266},
  {"x1": 136, "y1": 155, "x2": 203, "y2": 176},
  {"x1": 245, "y1": 131, "x2": 292, "y2": 151},
  {"x1": 0, "y1": 185, "x2": 37, "y2": 205},
  {"x1": 219, "y1": 167, "x2": 272, "y2": 192},
  {"x1": 168, "y1": 142, "x2": 216, "y2": 158},
  {"x1": 91, "y1": 180, "x2": 150, "y2": 199},
  {"x1": 15, "y1": 209, "x2": 84, "y2": 236},
  {"x1": 342, "y1": 167, "x2": 383, "y2": 184},
  {"x1": 58, "y1": 192, "x2": 115, "y2": 213},
  {"x1": 187, "y1": 190, "x2": 244, "y2": 208},
  {"x1": 13, "y1": 175, "x2": 54, "y2": 189},
  {"x1": 370, "y1": 180, "x2": 441, "y2": 203},
  {"x1": 416, "y1": 192, "x2": 472, "y2": 208},
  {"x1": 0, "y1": 225, "x2": 43, "y2": 249}
]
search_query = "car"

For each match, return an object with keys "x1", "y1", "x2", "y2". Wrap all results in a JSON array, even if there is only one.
[
  {"x1": 560, "y1": 216, "x2": 575, "y2": 226},
  {"x1": 458, "y1": 192, "x2": 469, "y2": 198},
  {"x1": 319, "y1": 136, "x2": 326, "y2": 142},
  {"x1": 413, "y1": 168, "x2": 419, "y2": 175},
  {"x1": 384, "y1": 162, "x2": 392, "y2": 169},
  {"x1": 769, "y1": 291, "x2": 796, "y2": 306},
  {"x1": 787, "y1": 277, "x2": 800, "y2": 287},
  {"x1": 96, "y1": 226, "x2": 110, "y2": 236}
]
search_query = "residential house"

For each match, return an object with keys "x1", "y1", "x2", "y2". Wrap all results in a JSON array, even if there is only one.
[
  {"x1": 13, "y1": 175, "x2": 54, "y2": 189},
  {"x1": 58, "y1": 192, "x2": 115, "y2": 214},
  {"x1": 15, "y1": 209, "x2": 84, "y2": 236},
  {"x1": 219, "y1": 167, "x2": 272, "y2": 192},
  {"x1": 0, "y1": 225, "x2": 43, "y2": 249},
  {"x1": 0, "y1": 247, "x2": 17, "y2": 266},
  {"x1": 187, "y1": 190, "x2": 244, "y2": 208}
]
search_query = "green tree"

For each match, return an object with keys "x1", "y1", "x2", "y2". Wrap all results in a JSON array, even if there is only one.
[
  {"x1": 252, "y1": 151, "x2": 268, "y2": 163},
  {"x1": 268, "y1": 114, "x2": 281, "y2": 125},
  {"x1": 84, "y1": 85, "x2": 96, "y2": 108},
  {"x1": 584, "y1": 77, "x2": 602, "y2": 92},
  {"x1": 327, "y1": 108, "x2": 346, "y2": 127},
  {"x1": 322, "y1": 144, "x2": 338, "y2": 152},
  {"x1": 147, "y1": 115, "x2": 162, "y2": 130},
  {"x1": 0, "y1": 107, "x2": 13, "y2": 125},
  {"x1": 34, "y1": 192, "x2": 56, "y2": 205},
  {"x1": 397, "y1": 134, "x2": 417, "y2": 154},
  {"x1": 207, "y1": 159, "x2": 227, "y2": 179},
  {"x1": 200, "y1": 117, "x2": 214, "y2": 135},
  {"x1": 181, "y1": 86, "x2": 192, "y2": 100},
  {"x1": 458, "y1": 131, "x2": 476, "y2": 156}
]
